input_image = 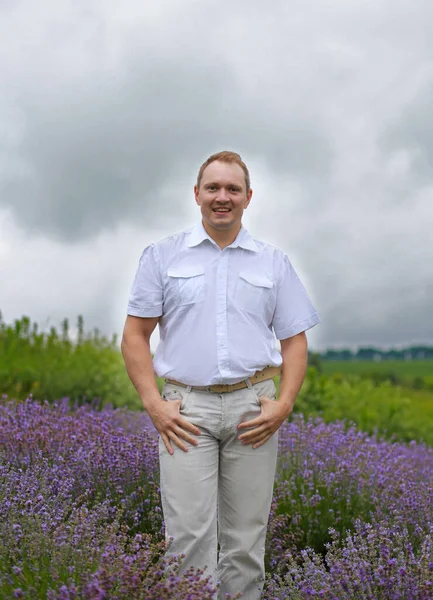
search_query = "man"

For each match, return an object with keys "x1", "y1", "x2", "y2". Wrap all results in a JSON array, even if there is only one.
[{"x1": 121, "y1": 151, "x2": 320, "y2": 599}]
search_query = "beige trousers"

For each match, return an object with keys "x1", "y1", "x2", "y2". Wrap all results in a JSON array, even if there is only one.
[{"x1": 158, "y1": 378, "x2": 278, "y2": 599}]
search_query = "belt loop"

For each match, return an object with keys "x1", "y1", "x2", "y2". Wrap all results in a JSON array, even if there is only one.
[
  {"x1": 186, "y1": 385, "x2": 192, "y2": 393},
  {"x1": 245, "y1": 378, "x2": 253, "y2": 389}
]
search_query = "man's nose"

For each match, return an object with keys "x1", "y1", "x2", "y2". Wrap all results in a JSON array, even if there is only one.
[{"x1": 217, "y1": 188, "x2": 229, "y2": 201}]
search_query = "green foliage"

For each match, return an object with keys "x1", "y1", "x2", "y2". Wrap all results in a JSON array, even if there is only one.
[
  {"x1": 291, "y1": 367, "x2": 433, "y2": 446},
  {"x1": 2, "y1": 313, "x2": 433, "y2": 446},
  {"x1": 307, "y1": 352, "x2": 322, "y2": 373},
  {"x1": 0, "y1": 313, "x2": 142, "y2": 410},
  {"x1": 321, "y1": 359, "x2": 433, "y2": 391}
]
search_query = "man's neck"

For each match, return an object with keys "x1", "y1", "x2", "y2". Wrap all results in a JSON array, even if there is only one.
[{"x1": 202, "y1": 221, "x2": 242, "y2": 250}]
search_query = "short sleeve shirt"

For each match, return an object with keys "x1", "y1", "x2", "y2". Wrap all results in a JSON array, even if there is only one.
[{"x1": 127, "y1": 222, "x2": 321, "y2": 385}]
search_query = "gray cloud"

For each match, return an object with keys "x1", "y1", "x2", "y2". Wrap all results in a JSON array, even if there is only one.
[
  {"x1": 383, "y1": 82, "x2": 433, "y2": 185},
  {"x1": 0, "y1": 5, "x2": 332, "y2": 243},
  {"x1": 1, "y1": 0, "x2": 433, "y2": 349}
]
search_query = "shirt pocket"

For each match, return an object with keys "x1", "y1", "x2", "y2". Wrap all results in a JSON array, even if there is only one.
[
  {"x1": 167, "y1": 265, "x2": 205, "y2": 306},
  {"x1": 236, "y1": 271, "x2": 274, "y2": 315}
]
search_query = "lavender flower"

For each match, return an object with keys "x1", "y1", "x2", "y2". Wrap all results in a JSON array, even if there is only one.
[{"x1": 1, "y1": 398, "x2": 432, "y2": 599}]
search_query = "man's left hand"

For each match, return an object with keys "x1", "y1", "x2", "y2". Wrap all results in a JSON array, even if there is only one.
[{"x1": 237, "y1": 396, "x2": 293, "y2": 449}]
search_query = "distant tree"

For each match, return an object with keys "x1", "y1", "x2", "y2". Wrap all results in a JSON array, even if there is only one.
[
  {"x1": 323, "y1": 350, "x2": 340, "y2": 361},
  {"x1": 317, "y1": 344, "x2": 433, "y2": 361},
  {"x1": 384, "y1": 349, "x2": 404, "y2": 361},
  {"x1": 323, "y1": 349, "x2": 353, "y2": 361},
  {"x1": 409, "y1": 346, "x2": 433, "y2": 359},
  {"x1": 356, "y1": 347, "x2": 377, "y2": 361}
]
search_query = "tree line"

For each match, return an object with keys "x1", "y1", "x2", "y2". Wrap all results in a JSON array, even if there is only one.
[{"x1": 317, "y1": 346, "x2": 433, "y2": 361}]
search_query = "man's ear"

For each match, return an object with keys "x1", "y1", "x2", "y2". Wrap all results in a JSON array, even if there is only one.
[
  {"x1": 194, "y1": 185, "x2": 201, "y2": 206},
  {"x1": 244, "y1": 188, "x2": 253, "y2": 208}
]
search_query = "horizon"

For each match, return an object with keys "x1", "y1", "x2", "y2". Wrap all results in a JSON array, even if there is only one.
[{"x1": 2, "y1": 312, "x2": 433, "y2": 357}]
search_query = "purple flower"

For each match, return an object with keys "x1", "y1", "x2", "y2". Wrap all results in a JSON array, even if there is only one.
[{"x1": 1, "y1": 398, "x2": 432, "y2": 598}]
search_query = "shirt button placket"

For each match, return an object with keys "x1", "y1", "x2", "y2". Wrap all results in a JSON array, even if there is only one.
[{"x1": 216, "y1": 251, "x2": 230, "y2": 379}]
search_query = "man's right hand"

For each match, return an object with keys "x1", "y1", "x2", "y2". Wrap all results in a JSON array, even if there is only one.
[{"x1": 147, "y1": 397, "x2": 201, "y2": 455}]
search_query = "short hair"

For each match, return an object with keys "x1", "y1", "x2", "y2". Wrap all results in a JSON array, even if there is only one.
[{"x1": 196, "y1": 151, "x2": 251, "y2": 192}]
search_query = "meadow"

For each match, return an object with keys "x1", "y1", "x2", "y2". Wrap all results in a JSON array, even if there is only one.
[
  {"x1": 320, "y1": 360, "x2": 433, "y2": 389},
  {"x1": 1, "y1": 315, "x2": 433, "y2": 598}
]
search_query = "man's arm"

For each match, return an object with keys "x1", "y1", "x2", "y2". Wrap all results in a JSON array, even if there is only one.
[
  {"x1": 237, "y1": 331, "x2": 308, "y2": 448},
  {"x1": 277, "y1": 331, "x2": 309, "y2": 412},
  {"x1": 121, "y1": 315, "x2": 201, "y2": 454},
  {"x1": 121, "y1": 315, "x2": 162, "y2": 409}
]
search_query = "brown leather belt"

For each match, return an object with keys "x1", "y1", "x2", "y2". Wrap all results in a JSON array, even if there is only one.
[{"x1": 165, "y1": 365, "x2": 281, "y2": 394}]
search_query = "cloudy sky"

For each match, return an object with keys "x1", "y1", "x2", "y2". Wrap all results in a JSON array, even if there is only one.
[{"x1": 1, "y1": 0, "x2": 432, "y2": 352}]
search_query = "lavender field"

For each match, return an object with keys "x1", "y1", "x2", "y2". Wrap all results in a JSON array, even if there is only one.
[{"x1": 1, "y1": 396, "x2": 433, "y2": 599}]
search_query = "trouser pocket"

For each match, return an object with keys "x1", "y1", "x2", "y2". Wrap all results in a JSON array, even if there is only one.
[
  {"x1": 161, "y1": 383, "x2": 190, "y2": 410},
  {"x1": 250, "y1": 378, "x2": 277, "y2": 405}
]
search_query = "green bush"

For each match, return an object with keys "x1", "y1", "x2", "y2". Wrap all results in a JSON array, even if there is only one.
[
  {"x1": 291, "y1": 367, "x2": 433, "y2": 446},
  {"x1": 0, "y1": 314, "x2": 142, "y2": 410}
]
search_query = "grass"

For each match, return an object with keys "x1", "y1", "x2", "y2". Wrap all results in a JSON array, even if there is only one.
[{"x1": 321, "y1": 359, "x2": 433, "y2": 381}]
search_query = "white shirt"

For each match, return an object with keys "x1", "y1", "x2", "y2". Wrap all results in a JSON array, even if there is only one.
[{"x1": 127, "y1": 222, "x2": 321, "y2": 386}]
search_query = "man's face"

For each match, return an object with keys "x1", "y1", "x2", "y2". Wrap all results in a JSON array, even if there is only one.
[{"x1": 194, "y1": 161, "x2": 253, "y2": 234}]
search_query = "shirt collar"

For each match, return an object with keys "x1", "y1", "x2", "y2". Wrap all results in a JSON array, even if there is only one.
[{"x1": 187, "y1": 222, "x2": 260, "y2": 253}]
